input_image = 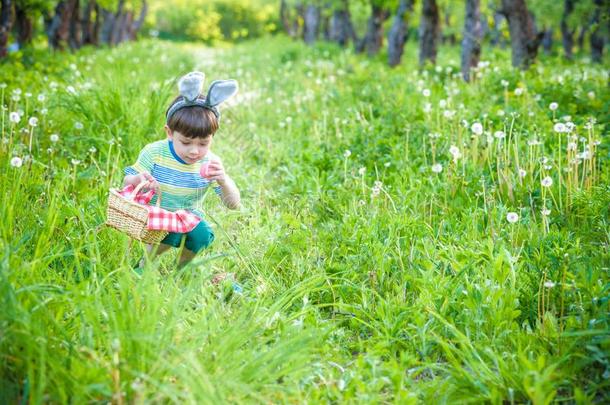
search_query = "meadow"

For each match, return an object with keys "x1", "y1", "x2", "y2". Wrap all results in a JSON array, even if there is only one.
[{"x1": 0, "y1": 36, "x2": 608, "y2": 403}]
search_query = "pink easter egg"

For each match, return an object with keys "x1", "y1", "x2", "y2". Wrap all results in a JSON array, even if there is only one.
[{"x1": 199, "y1": 162, "x2": 211, "y2": 178}]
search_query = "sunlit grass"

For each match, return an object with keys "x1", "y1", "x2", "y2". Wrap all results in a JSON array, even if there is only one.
[{"x1": 1, "y1": 37, "x2": 608, "y2": 402}]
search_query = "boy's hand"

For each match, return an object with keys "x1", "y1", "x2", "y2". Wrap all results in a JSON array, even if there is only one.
[
  {"x1": 206, "y1": 158, "x2": 227, "y2": 184},
  {"x1": 123, "y1": 172, "x2": 159, "y2": 192},
  {"x1": 136, "y1": 172, "x2": 160, "y2": 192}
]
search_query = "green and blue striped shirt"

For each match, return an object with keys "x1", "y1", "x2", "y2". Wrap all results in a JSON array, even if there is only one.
[{"x1": 124, "y1": 140, "x2": 222, "y2": 218}]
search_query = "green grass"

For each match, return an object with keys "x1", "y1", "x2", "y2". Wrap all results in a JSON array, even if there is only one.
[{"x1": 1, "y1": 36, "x2": 609, "y2": 403}]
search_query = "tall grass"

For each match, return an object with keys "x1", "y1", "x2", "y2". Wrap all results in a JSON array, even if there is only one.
[{"x1": 0, "y1": 37, "x2": 608, "y2": 403}]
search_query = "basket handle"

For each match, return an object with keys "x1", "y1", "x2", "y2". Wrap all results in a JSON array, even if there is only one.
[{"x1": 130, "y1": 181, "x2": 163, "y2": 207}]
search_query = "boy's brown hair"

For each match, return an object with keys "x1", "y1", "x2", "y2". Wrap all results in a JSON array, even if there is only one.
[{"x1": 166, "y1": 95, "x2": 219, "y2": 138}]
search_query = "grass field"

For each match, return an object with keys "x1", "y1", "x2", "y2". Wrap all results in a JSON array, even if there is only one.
[{"x1": 1, "y1": 36, "x2": 609, "y2": 403}]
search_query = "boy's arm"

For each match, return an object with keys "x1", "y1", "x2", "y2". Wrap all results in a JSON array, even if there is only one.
[{"x1": 217, "y1": 176, "x2": 241, "y2": 210}]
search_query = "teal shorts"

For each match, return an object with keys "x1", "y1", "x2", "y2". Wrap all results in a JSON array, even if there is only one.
[{"x1": 161, "y1": 220, "x2": 215, "y2": 253}]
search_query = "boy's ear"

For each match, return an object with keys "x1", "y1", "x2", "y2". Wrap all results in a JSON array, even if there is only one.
[
  {"x1": 164, "y1": 125, "x2": 173, "y2": 139},
  {"x1": 205, "y1": 80, "x2": 238, "y2": 107}
]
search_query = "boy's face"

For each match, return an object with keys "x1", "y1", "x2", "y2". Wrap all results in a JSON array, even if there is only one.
[{"x1": 165, "y1": 126, "x2": 213, "y2": 164}]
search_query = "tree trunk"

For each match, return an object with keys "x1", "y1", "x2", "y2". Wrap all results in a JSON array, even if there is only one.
[
  {"x1": 329, "y1": 0, "x2": 356, "y2": 46},
  {"x1": 100, "y1": 7, "x2": 113, "y2": 44},
  {"x1": 68, "y1": 0, "x2": 82, "y2": 50},
  {"x1": 15, "y1": 3, "x2": 34, "y2": 46},
  {"x1": 589, "y1": 0, "x2": 605, "y2": 63},
  {"x1": 577, "y1": 25, "x2": 586, "y2": 51},
  {"x1": 357, "y1": 4, "x2": 389, "y2": 56},
  {"x1": 48, "y1": 0, "x2": 78, "y2": 50},
  {"x1": 490, "y1": 10, "x2": 505, "y2": 47},
  {"x1": 461, "y1": 0, "x2": 482, "y2": 81},
  {"x1": 280, "y1": 0, "x2": 291, "y2": 34},
  {"x1": 419, "y1": 0, "x2": 440, "y2": 66},
  {"x1": 542, "y1": 28, "x2": 553, "y2": 54},
  {"x1": 91, "y1": 3, "x2": 101, "y2": 44},
  {"x1": 303, "y1": 4, "x2": 320, "y2": 44},
  {"x1": 109, "y1": 0, "x2": 124, "y2": 45},
  {"x1": 500, "y1": 0, "x2": 543, "y2": 69},
  {"x1": 561, "y1": 0, "x2": 575, "y2": 60},
  {"x1": 82, "y1": 0, "x2": 96, "y2": 45},
  {"x1": 120, "y1": 10, "x2": 132, "y2": 43},
  {"x1": 129, "y1": 0, "x2": 147, "y2": 40},
  {"x1": 387, "y1": 0, "x2": 413, "y2": 66},
  {"x1": 0, "y1": 0, "x2": 10, "y2": 58}
]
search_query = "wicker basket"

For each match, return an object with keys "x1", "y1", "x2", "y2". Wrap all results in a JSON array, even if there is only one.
[{"x1": 106, "y1": 182, "x2": 169, "y2": 244}]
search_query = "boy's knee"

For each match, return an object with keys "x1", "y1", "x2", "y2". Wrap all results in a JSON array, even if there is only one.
[{"x1": 185, "y1": 223, "x2": 215, "y2": 253}]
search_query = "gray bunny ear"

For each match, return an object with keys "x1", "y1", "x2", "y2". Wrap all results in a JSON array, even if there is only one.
[
  {"x1": 178, "y1": 71, "x2": 205, "y2": 102},
  {"x1": 205, "y1": 80, "x2": 238, "y2": 107}
]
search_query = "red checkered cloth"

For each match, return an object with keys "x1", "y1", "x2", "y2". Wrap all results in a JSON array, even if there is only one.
[{"x1": 119, "y1": 185, "x2": 201, "y2": 233}]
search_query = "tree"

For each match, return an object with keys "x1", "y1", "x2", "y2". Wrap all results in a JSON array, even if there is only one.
[
  {"x1": 303, "y1": 2, "x2": 320, "y2": 44},
  {"x1": 500, "y1": 0, "x2": 543, "y2": 69},
  {"x1": 560, "y1": 0, "x2": 575, "y2": 59},
  {"x1": 356, "y1": 1, "x2": 389, "y2": 56},
  {"x1": 419, "y1": 0, "x2": 440, "y2": 66},
  {"x1": 387, "y1": 0, "x2": 413, "y2": 66},
  {"x1": 461, "y1": 0, "x2": 481, "y2": 81},
  {"x1": 329, "y1": 0, "x2": 356, "y2": 47},
  {"x1": 589, "y1": 0, "x2": 606, "y2": 63},
  {"x1": 0, "y1": 0, "x2": 11, "y2": 57}
]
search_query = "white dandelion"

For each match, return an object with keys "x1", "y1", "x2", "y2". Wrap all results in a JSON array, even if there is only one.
[
  {"x1": 422, "y1": 88, "x2": 431, "y2": 97},
  {"x1": 343, "y1": 150, "x2": 351, "y2": 158},
  {"x1": 28, "y1": 117, "x2": 38, "y2": 127},
  {"x1": 506, "y1": 212, "x2": 519, "y2": 223},
  {"x1": 358, "y1": 167, "x2": 366, "y2": 175},
  {"x1": 431, "y1": 163, "x2": 443, "y2": 173},
  {"x1": 553, "y1": 123, "x2": 566, "y2": 133},
  {"x1": 549, "y1": 102, "x2": 558, "y2": 111},
  {"x1": 471, "y1": 122, "x2": 483, "y2": 135},
  {"x1": 10, "y1": 156, "x2": 23, "y2": 168},
  {"x1": 9, "y1": 111, "x2": 20, "y2": 123},
  {"x1": 494, "y1": 131, "x2": 506, "y2": 139},
  {"x1": 541, "y1": 208, "x2": 551, "y2": 216},
  {"x1": 541, "y1": 176, "x2": 553, "y2": 187},
  {"x1": 518, "y1": 169, "x2": 527, "y2": 178},
  {"x1": 50, "y1": 134, "x2": 59, "y2": 143}
]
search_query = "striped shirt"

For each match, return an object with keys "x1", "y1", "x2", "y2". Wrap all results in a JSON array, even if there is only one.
[{"x1": 124, "y1": 140, "x2": 222, "y2": 218}]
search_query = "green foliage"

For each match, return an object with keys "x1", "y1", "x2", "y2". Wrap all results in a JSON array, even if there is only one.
[
  {"x1": 151, "y1": 0, "x2": 278, "y2": 43},
  {"x1": 0, "y1": 35, "x2": 608, "y2": 402}
]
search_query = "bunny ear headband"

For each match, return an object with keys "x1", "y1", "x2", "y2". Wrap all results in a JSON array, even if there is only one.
[{"x1": 165, "y1": 71, "x2": 238, "y2": 123}]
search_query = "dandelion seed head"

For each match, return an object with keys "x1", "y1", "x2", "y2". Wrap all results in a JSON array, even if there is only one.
[
  {"x1": 431, "y1": 163, "x2": 443, "y2": 173},
  {"x1": 506, "y1": 212, "x2": 519, "y2": 223},
  {"x1": 541, "y1": 176, "x2": 553, "y2": 187},
  {"x1": 553, "y1": 123, "x2": 567, "y2": 133},
  {"x1": 9, "y1": 111, "x2": 20, "y2": 123},
  {"x1": 587, "y1": 91, "x2": 595, "y2": 99},
  {"x1": 28, "y1": 117, "x2": 38, "y2": 127},
  {"x1": 541, "y1": 208, "x2": 551, "y2": 216},
  {"x1": 518, "y1": 169, "x2": 527, "y2": 178},
  {"x1": 10, "y1": 157, "x2": 23, "y2": 168},
  {"x1": 343, "y1": 150, "x2": 351, "y2": 158},
  {"x1": 358, "y1": 167, "x2": 366, "y2": 176},
  {"x1": 543, "y1": 281, "x2": 556, "y2": 288},
  {"x1": 494, "y1": 131, "x2": 506, "y2": 139},
  {"x1": 471, "y1": 122, "x2": 483, "y2": 135},
  {"x1": 514, "y1": 87, "x2": 523, "y2": 96},
  {"x1": 422, "y1": 89, "x2": 431, "y2": 97},
  {"x1": 50, "y1": 134, "x2": 59, "y2": 142},
  {"x1": 549, "y1": 102, "x2": 558, "y2": 111}
]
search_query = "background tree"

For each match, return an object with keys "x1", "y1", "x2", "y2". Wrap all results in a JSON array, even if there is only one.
[
  {"x1": 461, "y1": 0, "x2": 481, "y2": 81},
  {"x1": 303, "y1": 1, "x2": 320, "y2": 44},
  {"x1": 419, "y1": 0, "x2": 439, "y2": 66},
  {"x1": 355, "y1": 0, "x2": 389, "y2": 56},
  {"x1": 387, "y1": 0, "x2": 413, "y2": 66},
  {"x1": 0, "y1": 0, "x2": 11, "y2": 57},
  {"x1": 589, "y1": 0, "x2": 606, "y2": 63},
  {"x1": 329, "y1": 0, "x2": 356, "y2": 47},
  {"x1": 500, "y1": 0, "x2": 543, "y2": 69},
  {"x1": 560, "y1": 0, "x2": 575, "y2": 59}
]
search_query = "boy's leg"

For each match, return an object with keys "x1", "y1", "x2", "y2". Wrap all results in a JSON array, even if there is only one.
[{"x1": 178, "y1": 221, "x2": 215, "y2": 267}]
